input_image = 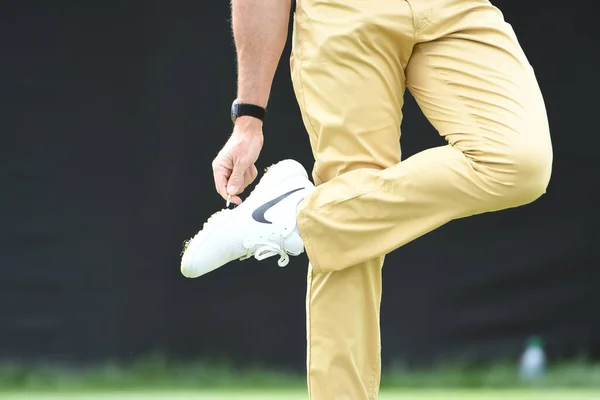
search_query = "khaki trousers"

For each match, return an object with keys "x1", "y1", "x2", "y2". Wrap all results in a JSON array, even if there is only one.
[{"x1": 290, "y1": 0, "x2": 553, "y2": 398}]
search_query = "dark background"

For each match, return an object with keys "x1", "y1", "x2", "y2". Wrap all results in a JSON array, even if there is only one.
[{"x1": 1, "y1": 0, "x2": 598, "y2": 371}]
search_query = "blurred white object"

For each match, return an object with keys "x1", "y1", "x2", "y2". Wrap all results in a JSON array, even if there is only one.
[{"x1": 519, "y1": 336, "x2": 546, "y2": 381}]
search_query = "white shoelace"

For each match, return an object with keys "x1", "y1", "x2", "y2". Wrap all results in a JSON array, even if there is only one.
[
  {"x1": 235, "y1": 164, "x2": 292, "y2": 266},
  {"x1": 240, "y1": 238, "x2": 290, "y2": 267}
]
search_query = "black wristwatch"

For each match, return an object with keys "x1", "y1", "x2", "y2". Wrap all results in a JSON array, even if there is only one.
[{"x1": 231, "y1": 100, "x2": 266, "y2": 124}]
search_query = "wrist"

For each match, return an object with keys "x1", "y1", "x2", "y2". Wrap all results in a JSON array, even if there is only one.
[
  {"x1": 235, "y1": 97, "x2": 267, "y2": 109},
  {"x1": 231, "y1": 100, "x2": 266, "y2": 125},
  {"x1": 233, "y1": 116, "x2": 263, "y2": 133}
]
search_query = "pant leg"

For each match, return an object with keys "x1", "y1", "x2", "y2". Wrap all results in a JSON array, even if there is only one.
[
  {"x1": 296, "y1": 0, "x2": 553, "y2": 274},
  {"x1": 306, "y1": 258, "x2": 384, "y2": 400},
  {"x1": 290, "y1": 0, "x2": 415, "y2": 398}
]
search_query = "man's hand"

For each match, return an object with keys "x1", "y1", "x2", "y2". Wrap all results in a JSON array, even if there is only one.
[{"x1": 212, "y1": 117, "x2": 264, "y2": 205}]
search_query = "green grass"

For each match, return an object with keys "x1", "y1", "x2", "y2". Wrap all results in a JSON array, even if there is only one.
[
  {"x1": 3, "y1": 390, "x2": 600, "y2": 400},
  {"x1": 2, "y1": 356, "x2": 600, "y2": 394}
]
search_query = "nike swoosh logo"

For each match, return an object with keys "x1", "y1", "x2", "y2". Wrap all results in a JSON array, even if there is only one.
[{"x1": 252, "y1": 188, "x2": 304, "y2": 224}]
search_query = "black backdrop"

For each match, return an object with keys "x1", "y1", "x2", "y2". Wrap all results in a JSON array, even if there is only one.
[{"x1": 1, "y1": 0, "x2": 599, "y2": 370}]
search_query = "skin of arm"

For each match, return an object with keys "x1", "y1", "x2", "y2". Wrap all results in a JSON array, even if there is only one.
[{"x1": 231, "y1": 0, "x2": 291, "y2": 114}]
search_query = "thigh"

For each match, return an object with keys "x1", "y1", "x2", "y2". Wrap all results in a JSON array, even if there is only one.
[
  {"x1": 406, "y1": 0, "x2": 552, "y2": 164},
  {"x1": 290, "y1": 0, "x2": 414, "y2": 183}
]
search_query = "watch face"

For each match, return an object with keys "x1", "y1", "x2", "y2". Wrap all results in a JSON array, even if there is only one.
[{"x1": 231, "y1": 101, "x2": 239, "y2": 122}]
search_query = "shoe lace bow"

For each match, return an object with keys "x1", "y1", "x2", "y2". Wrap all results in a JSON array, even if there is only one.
[{"x1": 240, "y1": 237, "x2": 290, "y2": 267}]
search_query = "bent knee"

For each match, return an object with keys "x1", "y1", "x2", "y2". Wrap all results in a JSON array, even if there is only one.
[
  {"x1": 511, "y1": 146, "x2": 552, "y2": 205},
  {"x1": 476, "y1": 138, "x2": 553, "y2": 207}
]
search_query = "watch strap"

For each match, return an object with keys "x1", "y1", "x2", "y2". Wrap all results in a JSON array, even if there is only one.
[{"x1": 232, "y1": 101, "x2": 266, "y2": 122}]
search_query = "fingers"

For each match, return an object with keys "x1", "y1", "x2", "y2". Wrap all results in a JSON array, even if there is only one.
[
  {"x1": 215, "y1": 174, "x2": 228, "y2": 200},
  {"x1": 227, "y1": 159, "x2": 248, "y2": 196},
  {"x1": 213, "y1": 157, "x2": 258, "y2": 206},
  {"x1": 243, "y1": 165, "x2": 258, "y2": 190},
  {"x1": 223, "y1": 165, "x2": 257, "y2": 206},
  {"x1": 213, "y1": 128, "x2": 263, "y2": 204},
  {"x1": 228, "y1": 194, "x2": 243, "y2": 206},
  {"x1": 221, "y1": 164, "x2": 257, "y2": 207},
  {"x1": 212, "y1": 160, "x2": 230, "y2": 201},
  {"x1": 250, "y1": 164, "x2": 258, "y2": 183}
]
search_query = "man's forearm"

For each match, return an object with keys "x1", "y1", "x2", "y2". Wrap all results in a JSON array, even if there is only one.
[{"x1": 231, "y1": 0, "x2": 290, "y2": 109}]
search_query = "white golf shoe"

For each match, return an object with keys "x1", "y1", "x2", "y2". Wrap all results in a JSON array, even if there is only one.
[{"x1": 180, "y1": 159, "x2": 314, "y2": 278}]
